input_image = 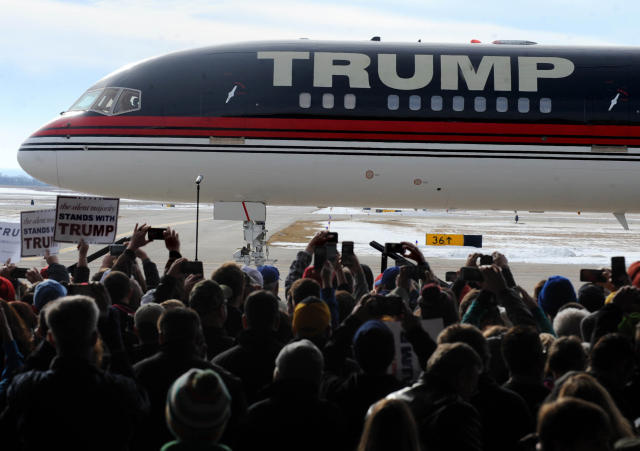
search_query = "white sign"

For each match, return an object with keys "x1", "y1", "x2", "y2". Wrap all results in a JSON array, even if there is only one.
[
  {"x1": 21, "y1": 209, "x2": 59, "y2": 257},
  {"x1": 54, "y1": 196, "x2": 119, "y2": 244},
  {"x1": 0, "y1": 222, "x2": 22, "y2": 264},
  {"x1": 387, "y1": 318, "x2": 444, "y2": 385}
]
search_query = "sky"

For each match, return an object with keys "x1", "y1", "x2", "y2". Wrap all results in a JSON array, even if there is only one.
[{"x1": 2, "y1": 0, "x2": 640, "y2": 170}]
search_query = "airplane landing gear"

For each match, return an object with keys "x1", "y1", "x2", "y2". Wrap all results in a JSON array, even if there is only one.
[{"x1": 214, "y1": 201, "x2": 276, "y2": 266}]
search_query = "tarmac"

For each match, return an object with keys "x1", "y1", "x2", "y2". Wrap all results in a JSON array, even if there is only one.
[{"x1": 8, "y1": 188, "x2": 640, "y2": 294}]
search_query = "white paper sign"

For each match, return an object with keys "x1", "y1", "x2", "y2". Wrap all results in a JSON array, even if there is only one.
[
  {"x1": 387, "y1": 318, "x2": 445, "y2": 385},
  {"x1": 21, "y1": 209, "x2": 59, "y2": 257},
  {"x1": 54, "y1": 196, "x2": 119, "y2": 244},
  {"x1": 0, "y1": 222, "x2": 22, "y2": 264}
]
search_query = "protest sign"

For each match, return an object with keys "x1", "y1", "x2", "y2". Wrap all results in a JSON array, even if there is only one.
[
  {"x1": 21, "y1": 209, "x2": 59, "y2": 257},
  {"x1": 0, "y1": 222, "x2": 22, "y2": 263},
  {"x1": 54, "y1": 196, "x2": 119, "y2": 244},
  {"x1": 387, "y1": 318, "x2": 444, "y2": 385}
]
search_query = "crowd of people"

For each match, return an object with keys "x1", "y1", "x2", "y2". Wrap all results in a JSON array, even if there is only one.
[{"x1": 0, "y1": 223, "x2": 639, "y2": 450}]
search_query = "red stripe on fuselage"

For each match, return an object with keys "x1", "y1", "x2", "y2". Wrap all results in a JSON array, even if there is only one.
[{"x1": 34, "y1": 116, "x2": 640, "y2": 139}]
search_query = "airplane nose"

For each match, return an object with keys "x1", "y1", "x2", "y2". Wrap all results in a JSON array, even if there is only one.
[{"x1": 17, "y1": 146, "x2": 59, "y2": 186}]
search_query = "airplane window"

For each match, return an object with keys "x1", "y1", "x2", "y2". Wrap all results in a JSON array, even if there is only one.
[
  {"x1": 344, "y1": 94, "x2": 356, "y2": 110},
  {"x1": 409, "y1": 95, "x2": 421, "y2": 111},
  {"x1": 431, "y1": 96, "x2": 443, "y2": 111},
  {"x1": 113, "y1": 89, "x2": 142, "y2": 115},
  {"x1": 518, "y1": 97, "x2": 530, "y2": 113},
  {"x1": 90, "y1": 88, "x2": 122, "y2": 115},
  {"x1": 322, "y1": 93, "x2": 334, "y2": 109},
  {"x1": 474, "y1": 97, "x2": 486, "y2": 112},
  {"x1": 68, "y1": 89, "x2": 103, "y2": 112},
  {"x1": 299, "y1": 93, "x2": 311, "y2": 108},
  {"x1": 496, "y1": 97, "x2": 508, "y2": 113},
  {"x1": 540, "y1": 98, "x2": 552, "y2": 114},
  {"x1": 453, "y1": 96, "x2": 464, "y2": 112},
  {"x1": 387, "y1": 95, "x2": 399, "y2": 110}
]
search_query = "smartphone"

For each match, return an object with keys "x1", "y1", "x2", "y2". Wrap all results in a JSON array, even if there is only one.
[
  {"x1": 445, "y1": 271, "x2": 458, "y2": 282},
  {"x1": 611, "y1": 256, "x2": 627, "y2": 285},
  {"x1": 580, "y1": 269, "x2": 607, "y2": 283},
  {"x1": 181, "y1": 260, "x2": 204, "y2": 275},
  {"x1": 479, "y1": 254, "x2": 493, "y2": 265},
  {"x1": 12, "y1": 267, "x2": 28, "y2": 278},
  {"x1": 460, "y1": 266, "x2": 483, "y2": 282},
  {"x1": 326, "y1": 242, "x2": 337, "y2": 262},
  {"x1": 314, "y1": 246, "x2": 326, "y2": 269},
  {"x1": 385, "y1": 243, "x2": 404, "y2": 254},
  {"x1": 341, "y1": 241, "x2": 354, "y2": 256},
  {"x1": 326, "y1": 232, "x2": 338, "y2": 243},
  {"x1": 109, "y1": 244, "x2": 126, "y2": 256},
  {"x1": 147, "y1": 227, "x2": 167, "y2": 241}
]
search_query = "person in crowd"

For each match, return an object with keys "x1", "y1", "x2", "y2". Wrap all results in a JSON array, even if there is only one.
[
  {"x1": 212, "y1": 290, "x2": 284, "y2": 404},
  {"x1": 211, "y1": 262, "x2": 245, "y2": 338},
  {"x1": 357, "y1": 398, "x2": 421, "y2": 451},
  {"x1": 387, "y1": 342, "x2": 484, "y2": 451},
  {"x1": 258, "y1": 265, "x2": 280, "y2": 298},
  {"x1": 438, "y1": 323, "x2": 533, "y2": 451},
  {"x1": 134, "y1": 307, "x2": 246, "y2": 451},
  {"x1": 555, "y1": 372, "x2": 635, "y2": 442},
  {"x1": 131, "y1": 302, "x2": 164, "y2": 363},
  {"x1": 329, "y1": 319, "x2": 404, "y2": 448},
  {"x1": 291, "y1": 296, "x2": 332, "y2": 348},
  {"x1": 578, "y1": 283, "x2": 606, "y2": 312},
  {"x1": 545, "y1": 336, "x2": 588, "y2": 382},
  {"x1": 189, "y1": 279, "x2": 234, "y2": 359},
  {"x1": 553, "y1": 306, "x2": 589, "y2": 338},
  {"x1": 588, "y1": 333, "x2": 640, "y2": 423},
  {"x1": 104, "y1": 270, "x2": 138, "y2": 355},
  {"x1": 162, "y1": 368, "x2": 233, "y2": 451},
  {"x1": 0, "y1": 295, "x2": 149, "y2": 450},
  {"x1": 502, "y1": 325, "x2": 550, "y2": 420},
  {"x1": 33, "y1": 278, "x2": 66, "y2": 312},
  {"x1": 238, "y1": 339, "x2": 347, "y2": 451},
  {"x1": 538, "y1": 276, "x2": 578, "y2": 319},
  {"x1": 537, "y1": 397, "x2": 613, "y2": 451}
]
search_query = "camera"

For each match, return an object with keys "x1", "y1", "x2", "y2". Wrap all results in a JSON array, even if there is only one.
[
  {"x1": 147, "y1": 227, "x2": 167, "y2": 241},
  {"x1": 181, "y1": 260, "x2": 204, "y2": 275}
]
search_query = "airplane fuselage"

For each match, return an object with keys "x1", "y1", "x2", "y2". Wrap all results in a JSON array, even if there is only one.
[{"x1": 17, "y1": 40, "x2": 640, "y2": 213}]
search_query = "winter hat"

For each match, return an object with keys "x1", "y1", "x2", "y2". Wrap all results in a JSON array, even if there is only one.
[
  {"x1": 241, "y1": 266, "x2": 263, "y2": 288},
  {"x1": 577, "y1": 283, "x2": 605, "y2": 312},
  {"x1": 353, "y1": 320, "x2": 395, "y2": 374},
  {"x1": 628, "y1": 261, "x2": 640, "y2": 289},
  {"x1": 302, "y1": 266, "x2": 322, "y2": 285},
  {"x1": 292, "y1": 297, "x2": 331, "y2": 337},
  {"x1": 375, "y1": 266, "x2": 400, "y2": 290},
  {"x1": 538, "y1": 276, "x2": 577, "y2": 317},
  {"x1": 34, "y1": 279, "x2": 67, "y2": 312},
  {"x1": 166, "y1": 368, "x2": 231, "y2": 438},
  {"x1": 257, "y1": 265, "x2": 280, "y2": 285},
  {"x1": 0, "y1": 276, "x2": 15, "y2": 301}
]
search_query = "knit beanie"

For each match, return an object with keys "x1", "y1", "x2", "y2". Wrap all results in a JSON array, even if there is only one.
[
  {"x1": 166, "y1": 368, "x2": 231, "y2": 439},
  {"x1": 302, "y1": 266, "x2": 322, "y2": 285},
  {"x1": 538, "y1": 276, "x2": 577, "y2": 317},
  {"x1": 34, "y1": 279, "x2": 67, "y2": 312},
  {"x1": 0, "y1": 276, "x2": 15, "y2": 301},
  {"x1": 292, "y1": 297, "x2": 331, "y2": 338},
  {"x1": 577, "y1": 283, "x2": 605, "y2": 312},
  {"x1": 353, "y1": 320, "x2": 395, "y2": 374}
]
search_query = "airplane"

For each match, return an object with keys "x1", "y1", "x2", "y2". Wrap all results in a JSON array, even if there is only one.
[{"x1": 17, "y1": 39, "x2": 640, "y2": 262}]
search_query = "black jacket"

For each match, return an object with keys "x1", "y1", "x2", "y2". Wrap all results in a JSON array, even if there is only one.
[
  {"x1": 133, "y1": 344, "x2": 247, "y2": 451},
  {"x1": 0, "y1": 356, "x2": 149, "y2": 451},
  {"x1": 212, "y1": 329, "x2": 284, "y2": 404},
  {"x1": 387, "y1": 376, "x2": 483, "y2": 451}
]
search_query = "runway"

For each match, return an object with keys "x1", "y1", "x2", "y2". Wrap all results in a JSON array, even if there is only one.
[{"x1": 3, "y1": 185, "x2": 640, "y2": 293}]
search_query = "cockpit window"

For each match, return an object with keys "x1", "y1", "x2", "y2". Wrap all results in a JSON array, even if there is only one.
[
  {"x1": 68, "y1": 90, "x2": 102, "y2": 112},
  {"x1": 66, "y1": 87, "x2": 142, "y2": 115},
  {"x1": 91, "y1": 88, "x2": 122, "y2": 114},
  {"x1": 113, "y1": 89, "x2": 142, "y2": 114}
]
